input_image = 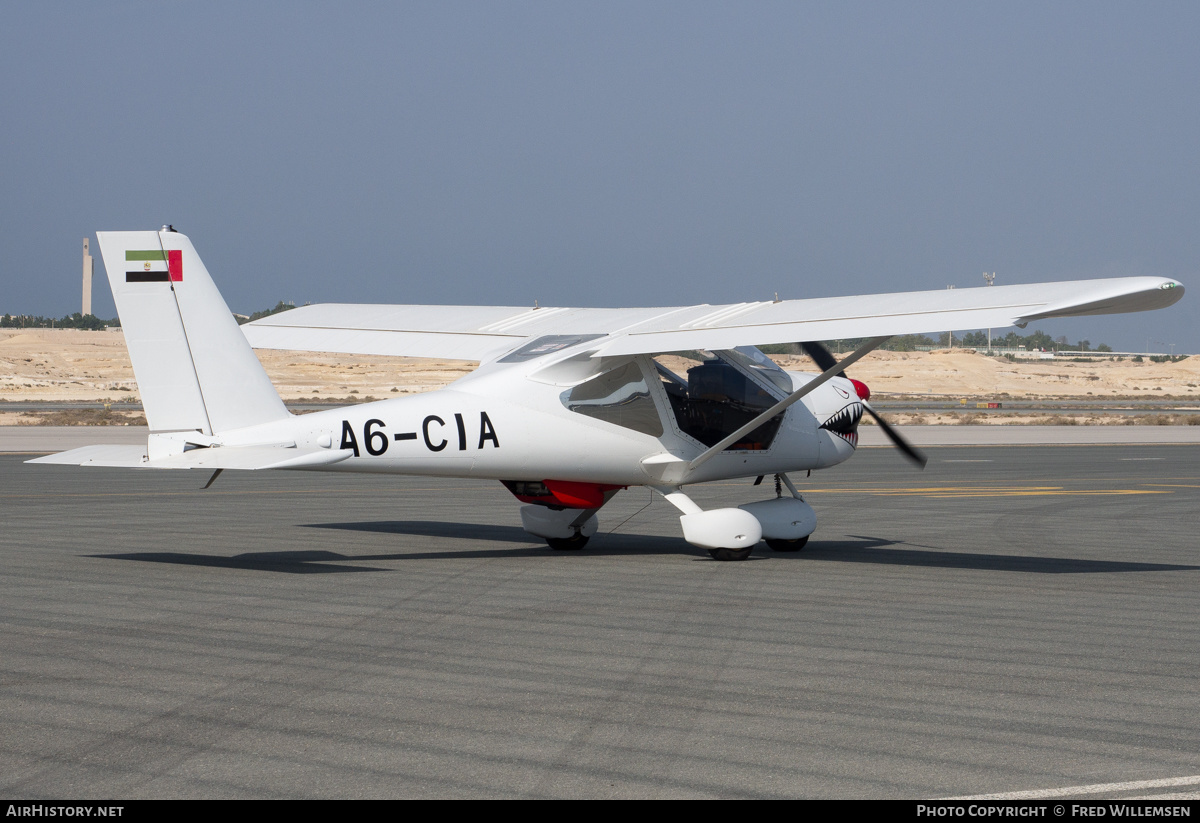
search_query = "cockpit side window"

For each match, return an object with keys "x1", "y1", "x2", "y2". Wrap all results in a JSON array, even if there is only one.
[
  {"x1": 652, "y1": 350, "x2": 784, "y2": 450},
  {"x1": 560, "y1": 360, "x2": 664, "y2": 437}
]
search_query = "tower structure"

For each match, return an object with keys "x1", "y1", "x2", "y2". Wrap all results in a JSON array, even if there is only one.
[
  {"x1": 82, "y1": 238, "x2": 94, "y2": 316},
  {"x1": 983, "y1": 272, "x2": 996, "y2": 353}
]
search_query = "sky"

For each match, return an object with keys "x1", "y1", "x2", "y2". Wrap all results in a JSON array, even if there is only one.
[{"x1": 1, "y1": 1, "x2": 1197, "y2": 353}]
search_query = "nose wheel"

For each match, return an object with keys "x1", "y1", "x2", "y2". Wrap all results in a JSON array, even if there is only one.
[
  {"x1": 708, "y1": 546, "x2": 753, "y2": 561},
  {"x1": 765, "y1": 536, "x2": 808, "y2": 552}
]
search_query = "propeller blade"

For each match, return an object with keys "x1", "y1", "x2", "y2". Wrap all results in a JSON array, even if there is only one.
[
  {"x1": 863, "y1": 402, "x2": 928, "y2": 468},
  {"x1": 802, "y1": 340, "x2": 925, "y2": 468},
  {"x1": 800, "y1": 341, "x2": 839, "y2": 372}
]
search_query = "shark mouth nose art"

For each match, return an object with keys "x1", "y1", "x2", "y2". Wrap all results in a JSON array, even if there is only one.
[{"x1": 821, "y1": 402, "x2": 864, "y2": 447}]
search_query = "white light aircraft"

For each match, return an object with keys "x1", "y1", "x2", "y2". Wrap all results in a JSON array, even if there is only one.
[{"x1": 32, "y1": 228, "x2": 1186, "y2": 560}]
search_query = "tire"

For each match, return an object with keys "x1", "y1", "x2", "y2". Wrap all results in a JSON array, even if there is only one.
[
  {"x1": 766, "y1": 536, "x2": 809, "y2": 552},
  {"x1": 547, "y1": 534, "x2": 589, "y2": 551},
  {"x1": 707, "y1": 546, "x2": 753, "y2": 561}
]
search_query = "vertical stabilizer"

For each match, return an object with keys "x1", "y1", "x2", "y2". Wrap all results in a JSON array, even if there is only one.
[{"x1": 97, "y1": 229, "x2": 290, "y2": 435}]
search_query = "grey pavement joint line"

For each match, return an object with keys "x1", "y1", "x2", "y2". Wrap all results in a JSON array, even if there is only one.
[{"x1": 945, "y1": 773, "x2": 1200, "y2": 799}]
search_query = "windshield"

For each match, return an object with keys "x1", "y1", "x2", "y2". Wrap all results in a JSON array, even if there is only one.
[
  {"x1": 651, "y1": 350, "x2": 783, "y2": 450},
  {"x1": 725, "y1": 346, "x2": 795, "y2": 395}
]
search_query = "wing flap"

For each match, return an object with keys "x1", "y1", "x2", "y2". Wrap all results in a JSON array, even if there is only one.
[
  {"x1": 243, "y1": 324, "x2": 516, "y2": 363},
  {"x1": 242, "y1": 303, "x2": 693, "y2": 361}
]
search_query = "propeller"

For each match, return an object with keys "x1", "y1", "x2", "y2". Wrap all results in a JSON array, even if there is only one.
[{"x1": 801, "y1": 342, "x2": 927, "y2": 468}]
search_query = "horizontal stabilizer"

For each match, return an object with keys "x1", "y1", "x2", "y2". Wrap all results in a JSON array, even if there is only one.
[
  {"x1": 148, "y1": 445, "x2": 352, "y2": 470},
  {"x1": 27, "y1": 445, "x2": 148, "y2": 467},
  {"x1": 27, "y1": 444, "x2": 350, "y2": 471}
]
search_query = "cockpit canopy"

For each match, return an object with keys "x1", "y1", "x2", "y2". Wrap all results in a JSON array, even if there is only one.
[{"x1": 561, "y1": 347, "x2": 792, "y2": 450}]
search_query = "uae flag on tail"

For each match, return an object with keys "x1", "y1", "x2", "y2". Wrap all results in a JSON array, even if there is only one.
[{"x1": 125, "y1": 249, "x2": 182, "y2": 282}]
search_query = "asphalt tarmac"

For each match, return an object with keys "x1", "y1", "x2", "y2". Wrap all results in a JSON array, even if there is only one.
[{"x1": 3, "y1": 445, "x2": 1200, "y2": 799}]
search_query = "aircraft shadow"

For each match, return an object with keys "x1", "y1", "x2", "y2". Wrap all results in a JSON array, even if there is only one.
[
  {"x1": 307, "y1": 521, "x2": 547, "y2": 544},
  {"x1": 87, "y1": 523, "x2": 702, "y2": 574},
  {"x1": 304, "y1": 521, "x2": 698, "y2": 560},
  {"x1": 807, "y1": 535, "x2": 1200, "y2": 574},
  {"x1": 89, "y1": 550, "x2": 391, "y2": 575},
  {"x1": 89, "y1": 530, "x2": 1199, "y2": 576}
]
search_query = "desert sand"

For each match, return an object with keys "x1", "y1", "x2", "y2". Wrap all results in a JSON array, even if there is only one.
[
  {"x1": 770, "y1": 349, "x2": 1200, "y2": 399},
  {"x1": 0, "y1": 328, "x2": 472, "y2": 402},
  {"x1": 2, "y1": 328, "x2": 1197, "y2": 426}
]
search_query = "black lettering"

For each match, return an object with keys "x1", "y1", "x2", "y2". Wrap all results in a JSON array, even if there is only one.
[
  {"x1": 478, "y1": 411, "x2": 499, "y2": 449},
  {"x1": 364, "y1": 419, "x2": 388, "y2": 456},
  {"x1": 454, "y1": 413, "x2": 467, "y2": 451},
  {"x1": 393, "y1": 432, "x2": 417, "y2": 441},
  {"x1": 423, "y1": 415, "x2": 447, "y2": 451},
  {"x1": 339, "y1": 420, "x2": 360, "y2": 457}
]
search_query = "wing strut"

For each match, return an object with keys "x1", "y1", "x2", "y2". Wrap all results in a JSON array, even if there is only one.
[{"x1": 682, "y1": 336, "x2": 891, "y2": 479}]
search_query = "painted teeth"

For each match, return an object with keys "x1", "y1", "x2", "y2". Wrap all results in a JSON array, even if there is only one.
[
  {"x1": 820, "y1": 402, "x2": 863, "y2": 448},
  {"x1": 821, "y1": 402, "x2": 863, "y2": 435}
]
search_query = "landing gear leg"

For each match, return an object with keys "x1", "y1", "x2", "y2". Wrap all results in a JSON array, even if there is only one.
[
  {"x1": 777, "y1": 473, "x2": 813, "y2": 551},
  {"x1": 777, "y1": 472, "x2": 804, "y2": 501}
]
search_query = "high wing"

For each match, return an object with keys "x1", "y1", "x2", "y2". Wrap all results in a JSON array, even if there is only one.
[{"x1": 243, "y1": 277, "x2": 1184, "y2": 361}]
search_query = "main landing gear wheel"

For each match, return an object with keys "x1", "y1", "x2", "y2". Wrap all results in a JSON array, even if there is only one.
[
  {"x1": 707, "y1": 546, "x2": 754, "y2": 561},
  {"x1": 766, "y1": 536, "x2": 809, "y2": 552},
  {"x1": 546, "y1": 534, "x2": 590, "y2": 551}
]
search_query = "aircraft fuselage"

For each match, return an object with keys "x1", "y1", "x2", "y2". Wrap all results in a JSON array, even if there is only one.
[{"x1": 210, "y1": 358, "x2": 860, "y2": 487}]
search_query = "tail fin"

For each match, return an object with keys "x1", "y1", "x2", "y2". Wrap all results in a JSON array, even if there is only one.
[{"x1": 97, "y1": 228, "x2": 289, "y2": 435}]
